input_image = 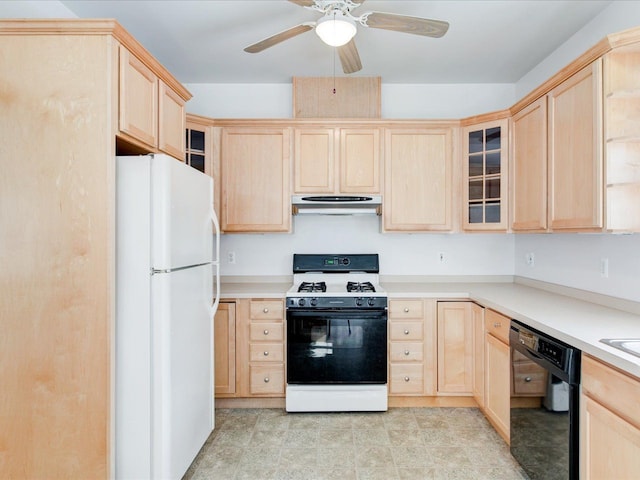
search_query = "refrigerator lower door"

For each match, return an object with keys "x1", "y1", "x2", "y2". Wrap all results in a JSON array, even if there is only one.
[{"x1": 151, "y1": 263, "x2": 214, "y2": 479}]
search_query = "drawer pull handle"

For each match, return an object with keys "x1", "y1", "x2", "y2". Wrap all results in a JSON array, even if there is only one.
[
  {"x1": 264, "y1": 377, "x2": 270, "y2": 383},
  {"x1": 494, "y1": 322, "x2": 501, "y2": 328},
  {"x1": 264, "y1": 351, "x2": 269, "y2": 356},
  {"x1": 524, "y1": 376, "x2": 532, "y2": 383},
  {"x1": 404, "y1": 376, "x2": 410, "y2": 382},
  {"x1": 263, "y1": 308, "x2": 269, "y2": 313},
  {"x1": 263, "y1": 329, "x2": 269, "y2": 335},
  {"x1": 404, "y1": 350, "x2": 410, "y2": 356},
  {"x1": 404, "y1": 308, "x2": 409, "y2": 313},
  {"x1": 404, "y1": 329, "x2": 410, "y2": 335}
]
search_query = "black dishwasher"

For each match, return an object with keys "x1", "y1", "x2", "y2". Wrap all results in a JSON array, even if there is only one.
[{"x1": 509, "y1": 320, "x2": 581, "y2": 480}]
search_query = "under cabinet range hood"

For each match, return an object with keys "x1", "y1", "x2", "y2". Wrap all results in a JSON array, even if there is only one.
[{"x1": 292, "y1": 195, "x2": 382, "y2": 215}]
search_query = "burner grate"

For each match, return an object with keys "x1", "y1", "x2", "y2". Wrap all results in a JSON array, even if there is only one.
[
  {"x1": 346, "y1": 281, "x2": 376, "y2": 293},
  {"x1": 298, "y1": 281, "x2": 327, "y2": 293}
]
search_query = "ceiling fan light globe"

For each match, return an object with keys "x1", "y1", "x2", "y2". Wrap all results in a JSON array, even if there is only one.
[{"x1": 315, "y1": 12, "x2": 357, "y2": 47}]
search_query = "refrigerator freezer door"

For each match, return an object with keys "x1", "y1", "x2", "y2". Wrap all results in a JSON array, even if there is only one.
[
  {"x1": 152, "y1": 263, "x2": 214, "y2": 479},
  {"x1": 151, "y1": 154, "x2": 215, "y2": 270}
]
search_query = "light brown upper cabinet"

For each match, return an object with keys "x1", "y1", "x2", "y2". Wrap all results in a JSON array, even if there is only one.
[
  {"x1": 511, "y1": 97, "x2": 548, "y2": 232},
  {"x1": 119, "y1": 45, "x2": 188, "y2": 160},
  {"x1": 293, "y1": 127, "x2": 380, "y2": 194},
  {"x1": 603, "y1": 44, "x2": 640, "y2": 232},
  {"x1": 185, "y1": 115, "x2": 220, "y2": 219},
  {"x1": 220, "y1": 127, "x2": 291, "y2": 232},
  {"x1": 384, "y1": 127, "x2": 454, "y2": 231},
  {"x1": 548, "y1": 60, "x2": 603, "y2": 231},
  {"x1": 462, "y1": 118, "x2": 509, "y2": 231}
]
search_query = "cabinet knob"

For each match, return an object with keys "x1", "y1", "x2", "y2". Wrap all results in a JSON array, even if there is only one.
[
  {"x1": 404, "y1": 307, "x2": 409, "y2": 313},
  {"x1": 404, "y1": 350, "x2": 410, "y2": 356},
  {"x1": 263, "y1": 329, "x2": 269, "y2": 335},
  {"x1": 264, "y1": 377, "x2": 270, "y2": 383},
  {"x1": 263, "y1": 351, "x2": 269, "y2": 356},
  {"x1": 494, "y1": 322, "x2": 501, "y2": 328},
  {"x1": 263, "y1": 308, "x2": 269, "y2": 313},
  {"x1": 404, "y1": 329, "x2": 410, "y2": 335},
  {"x1": 404, "y1": 376, "x2": 410, "y2": 382},
  {"x1": 524, "y1": 376, "x2": 532, "y2": 383}
]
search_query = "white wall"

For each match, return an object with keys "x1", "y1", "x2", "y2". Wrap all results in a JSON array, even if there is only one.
[
  {"x1": 516, "y1": 1, "x2": 640, "y2": 99},
  {"x1": 186, "y1": 82, "x2": 515, "y2": 119},
  {"x1": 220, "y1": 215, "x2": 514, "y2": 277},
  {"x1": 514, "y1": 234, "x2": 640, "y2": 303},
  {"x1": 0, "y1": 0, "x2": 76, "y2": 17}
]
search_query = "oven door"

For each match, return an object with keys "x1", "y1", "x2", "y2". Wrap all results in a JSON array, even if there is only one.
[{"x1": 287, "y1": 309, "x2": 387, "y2": 384}]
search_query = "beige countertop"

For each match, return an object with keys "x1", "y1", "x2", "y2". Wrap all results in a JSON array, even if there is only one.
[{"x1": 219, "y1": 276, "x2": 640, "y2": 379}]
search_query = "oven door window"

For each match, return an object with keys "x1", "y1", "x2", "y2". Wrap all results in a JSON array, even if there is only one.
[{"x1": 287, "y1": 310, "x2": 387, "y2": 384}]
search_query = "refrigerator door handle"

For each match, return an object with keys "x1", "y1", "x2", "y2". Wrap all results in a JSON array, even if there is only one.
[{"x1": 211, "y1": 208, "x2": 221, "y2": 314}]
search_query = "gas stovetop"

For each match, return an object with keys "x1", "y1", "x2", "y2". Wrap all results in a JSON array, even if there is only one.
[{"x1": 286, "y1": 254, "x2": 387, "y2": 310}]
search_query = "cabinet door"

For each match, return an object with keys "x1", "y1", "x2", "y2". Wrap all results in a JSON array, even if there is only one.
[
  {"x1": 472, "y1": 303, "x2": 485, "y2": 408},
  {"x1": 119, "y1": 46, "x2": 158, "y2": 148},
  {"x1": 214, "y1": 302, "x2": 236, "y2": 395},
  {"x1": 581, "y1": 395, "x2": 640, "y2": 479},
  {"x1": 384, "y1": 128, "x2": 453, "y2": 231},
  {"x1": 158, "y1": 80, "x2": 186, "y2": 160},
  {"x1": 220, "y1": 127, "x2": 291, "y2": 232},
  {"x1": 294, "y1": 128, "x2": 335, "y2": 193},
  {"x1": 512, "y1": 97, "x2": 548, "y2": 231},
  {"x1": 463, "y1": 119, "x2": 509, "y2": 231},
  {"x1": 485, "y1": 333, "x2": 510, "y2": 443},
  {"x1": 548, "y1": 60, "x2": 603, "y2": 231},
  {"x1": 185, "y1": 119, "x2": 219, "y2": 219},
  {"x1": 340, "y1": 128, "x2": 380, "y2": 193},
  {"x1": 437, "y1": 302, "x2": 473, "y2": 394}
]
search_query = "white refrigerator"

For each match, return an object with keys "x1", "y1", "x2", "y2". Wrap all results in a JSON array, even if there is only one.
[{"x1": 115, "y1": 154, "x2": 220, "y2": 480}]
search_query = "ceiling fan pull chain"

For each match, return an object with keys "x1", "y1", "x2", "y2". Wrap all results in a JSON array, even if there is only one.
[{"x1": 333, "y1": 46, "x2": 337, "y2": 94}]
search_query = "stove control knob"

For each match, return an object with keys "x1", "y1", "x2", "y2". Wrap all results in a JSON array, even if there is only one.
[
  {"x1": 298, "y1": 298, "x2": 306, "y2": 307},
  {"x1": 340, "y1": 257, "x2": 350, "y2": 266},
  {"x1": 355, "y1": 297, "x2": 364, "y2": 307},
  {"x1": 367, "y1": 298, "x2": 376, "y2": 307},
  {"x1": 310, "y1": 298, "x2": 318, "y2": 307}
]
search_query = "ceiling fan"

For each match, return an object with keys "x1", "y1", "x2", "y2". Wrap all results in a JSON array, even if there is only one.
[{"x1": 244, "y1": 0, "x2": 449, "y2": 74}]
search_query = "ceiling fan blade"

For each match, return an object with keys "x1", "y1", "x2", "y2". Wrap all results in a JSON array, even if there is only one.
[
  {"x1": 244, "y1": 23, "x2": 314, "y2": 53},
  {"x1": 288, "y1": 0, "x2": 316, "y2": 6},
  {"x1": 363, "y1": 11, "x2": 449, "y2": 38},
  {"x1": 338, "y1": 39, "x2": 362, "y2": 74}
]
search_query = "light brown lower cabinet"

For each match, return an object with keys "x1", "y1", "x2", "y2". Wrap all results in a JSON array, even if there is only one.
[
  {"x1": 388, "y1": 299, "x2": 437, "y2": 395},
  {"x1": 214, "y1": 302, "x2": 236, "y2": 395},
  {"x1": 580, "y1": 354, "x2": 640, "y2": 479},
  {"x1": 471, "y1": 303, "x2": 485, "y2": 408},
  {"x1": 216, "y1": 298, "x2": 285, "y2": 398},
  {"x1": 437, "y1": 302, "x2": 473, "y2": 395},
  {"x1": 484, "y1": 309, "x2": 511, "y2": 443}
]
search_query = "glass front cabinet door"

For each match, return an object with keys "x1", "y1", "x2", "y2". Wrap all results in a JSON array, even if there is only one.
[{"x1": 462, "y1": 119, "x2": 509, "y2": 231}]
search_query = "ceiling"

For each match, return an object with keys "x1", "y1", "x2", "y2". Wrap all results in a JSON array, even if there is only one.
[{"x1": 58, "y1": 0, "x2": 613, "y2": 84}]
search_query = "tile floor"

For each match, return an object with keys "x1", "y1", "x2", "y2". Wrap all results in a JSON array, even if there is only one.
[{"x1": 183, "y1": 407, "x2": 528, "y2": 480}]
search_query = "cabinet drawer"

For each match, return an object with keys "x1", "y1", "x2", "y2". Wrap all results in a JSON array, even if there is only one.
[
  {"x1": 582, "y1": 354, "x2": 640, "y2": 427},
  {"x1": 390, "y1": 364, "x2": 424, "y2": 394},
  {"x1": 389, "y1": 300, "x2": 424, "y2": 319},
  {"x1": 485, "y1": 309, "x2": 510, "y2": 344},
  {"x1": 249, "y1": 322, "x2": 284, "y2": 342},
  {"x1": 250, "y1": 300, "x2": 284, "y2": 320},
  {"x1": 249, "y1": 343, "x2": 284, "y2": 362},
  {"x1": 512, "y1": 361, "x2": 547, "y2": 396},
  {"x1": 249, "y1": 365, "x2": 285, "y2": 395},
  {"x1": 390, "y1": 342, "x2": 424, "y2": 362},
  {"x1": 389, "y1": 321, "x2": 424, "y2": 341}
]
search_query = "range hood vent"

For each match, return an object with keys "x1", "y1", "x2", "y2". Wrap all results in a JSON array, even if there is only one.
[{"x1": 292, "y1": 195, "x2": 382, "y2": 216}]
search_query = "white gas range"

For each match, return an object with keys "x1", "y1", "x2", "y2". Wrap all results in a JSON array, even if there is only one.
[{"x1": 285, "y1": 254, "x2": 388, "y2": 413}]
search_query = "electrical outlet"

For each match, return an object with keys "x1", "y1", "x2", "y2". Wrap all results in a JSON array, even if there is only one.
[
  {"x1": 228, "y1": 251, "x2": 236, "y2": 264},
  {"x1": 438, "y1": 252, "x2": 445, "y2": 263},
  {"x1": 525, "y1": 252, "x2": 535, "y2": 267},
  {"x1": 600, "y1": 258, "x2": 609, "y2": 278}
]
